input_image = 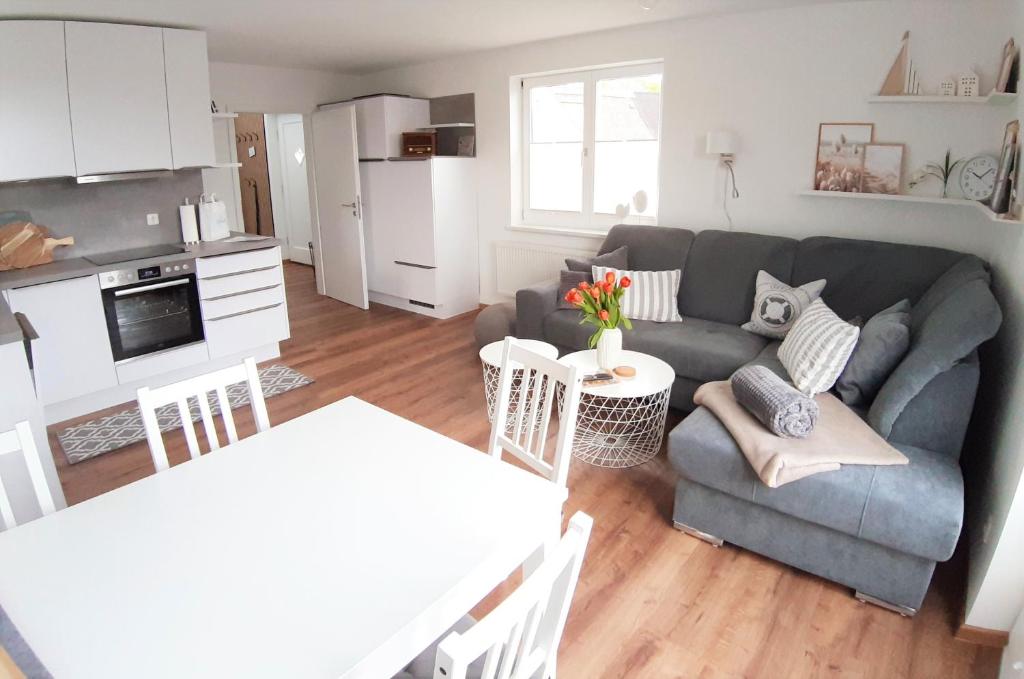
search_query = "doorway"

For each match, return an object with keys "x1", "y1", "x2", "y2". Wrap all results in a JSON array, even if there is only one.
[{"x1": 265, "y1": 114, "x2": 313, "y2": 265}]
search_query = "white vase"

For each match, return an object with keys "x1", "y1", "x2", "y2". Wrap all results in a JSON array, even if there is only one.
[{"x1": 596, "y1": 328, "x2": 622, "y2": 371}]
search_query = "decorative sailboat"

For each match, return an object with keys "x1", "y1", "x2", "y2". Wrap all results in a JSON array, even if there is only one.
[{"x1": 879, "y1": 31, "x2": 910, "y2": 96}]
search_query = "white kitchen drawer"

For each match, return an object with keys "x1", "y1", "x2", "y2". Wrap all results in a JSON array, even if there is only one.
[
  {"x1": 395, "y1": 263, "x2": 438, "y2": 306},
  {"x1": 197, "y1": 247, "x2": 281, "y2": 279},
  {"x1": 204, "y1": 303, "x2": 290, "y2": 359},
  {"x1": 115, "y1": 341, "x2": 210, "y2": 385},
  {"x1": 198, "y1": 265, "x2": 283, "y2": 300},
  {"x1": 201, "y1": 285, "x2": 285, "y2": 320}
]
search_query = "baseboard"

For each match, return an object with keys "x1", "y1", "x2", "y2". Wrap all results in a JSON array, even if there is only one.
[{"x1": 955, "y1": 622, "x2": 1010, "y2": 647}]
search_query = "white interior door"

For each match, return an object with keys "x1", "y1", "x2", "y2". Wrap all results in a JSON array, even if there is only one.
[
  {"x1": 311, "y1": 105, "x2": 368, "y2": 309},
  {"x1": 279, "y1": 116, "x2": 313, "y2": 265}
]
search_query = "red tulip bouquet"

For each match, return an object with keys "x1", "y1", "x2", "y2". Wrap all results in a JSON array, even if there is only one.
[{"x1": 563, "y1": 271, "x2": 633, "y2": 349}]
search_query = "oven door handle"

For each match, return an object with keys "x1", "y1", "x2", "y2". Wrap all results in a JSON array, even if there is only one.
[{"x1": 113, "y1": 279, "x2": 191, "y2": 297}]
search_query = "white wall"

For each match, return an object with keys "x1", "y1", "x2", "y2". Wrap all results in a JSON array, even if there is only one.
[
  {"x1": 963, "y1": 0, "x2": 1024, "y2": 633},
  {"x1": 354, "y1": 0, "x2": 1014, "y2": 303},
  {"x1": 209, "y1": 61, "x2": 358, "y2": 114},
  {"x1": 352, "y1": 0, "x2": 1024, "y2": 630}
]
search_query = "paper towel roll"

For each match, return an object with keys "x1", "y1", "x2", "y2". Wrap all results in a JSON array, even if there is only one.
[{"x1": 179, "y1": 202, "x2": 199, "y2": 244}]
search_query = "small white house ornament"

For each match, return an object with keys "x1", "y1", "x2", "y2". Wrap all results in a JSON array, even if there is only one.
[
  {"x1": 939, "y1": 79, "x2": 957, "y2": 96},
  {"x1": 958, "y1": 71, "x2": 980, "y2": 97}
]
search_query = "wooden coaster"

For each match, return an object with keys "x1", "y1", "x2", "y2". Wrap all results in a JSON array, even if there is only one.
[{"x1": 613, "y1": 365, "x2": 636, "y2": 379}]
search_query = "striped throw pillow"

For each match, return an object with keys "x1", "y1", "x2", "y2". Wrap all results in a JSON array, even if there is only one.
[
  {"x1": 779, "y1": 298, "x2": 860, "y2": 396},
  {"x1": 592, "y1": 266, "x2": 683, "y2": 323}
]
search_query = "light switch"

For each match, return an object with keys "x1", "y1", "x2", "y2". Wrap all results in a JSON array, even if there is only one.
[
  {"x1": 248, "y1": 146, "x2": 256, "y2": 158},
  {"x1": 146, "y1": 213, "x2": 159, "y2": 226}
]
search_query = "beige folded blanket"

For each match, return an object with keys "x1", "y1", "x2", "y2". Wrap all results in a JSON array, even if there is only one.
[{"x1": 695, "y1": 380, "x2": 908, "y2": 488}]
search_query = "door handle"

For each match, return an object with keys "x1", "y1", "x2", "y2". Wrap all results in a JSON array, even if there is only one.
[{"x1": 341, "y1": 195, "x2": 362, "y2": 220}]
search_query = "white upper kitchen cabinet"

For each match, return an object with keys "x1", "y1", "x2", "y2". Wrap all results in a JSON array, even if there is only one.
[
  {"x1": 163, "y1": 28, "x2": 216, "y2": 169},
  {"x1": 349, "y1": 96, "x2": 429, "y2": 159},
  {"x1": 65, "y1": 22, "x2": 173, "y2": 175},
  {"x1": 7, "y1": 275, "x2": 118, "y2": 407},
  {"x1": 0, "y1": 21, "x2": 77, "y2": 182}
]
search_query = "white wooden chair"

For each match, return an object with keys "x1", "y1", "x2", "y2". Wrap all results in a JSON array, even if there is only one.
[
  {"x1": 398, "y1": 511, "x2": 594, "y2": 679},
  {"x1": 0, "y1": 421, "x2": 56, "y2": 530},
  {"x1": 137, "y1": 357, "x2": 270, "y2": 473},
  {"x1": 487, "y1": 338, "x2": 583, "y2": 494}
]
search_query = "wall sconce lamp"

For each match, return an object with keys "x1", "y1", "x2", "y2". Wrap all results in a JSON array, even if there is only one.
[{"x1": 706, "y1": 131, "x2": 740, "y2": 229}]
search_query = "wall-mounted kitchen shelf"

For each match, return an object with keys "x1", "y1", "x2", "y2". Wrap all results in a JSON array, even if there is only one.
[
  {"x1": 419, "y1": 122, "x2": 475, "y2": 129},
  {"x1": 799, "y1": 190, "x2": 1022, "y2": 224},
  {"x1": 209, "y1": 162, "x2": 242, "y2": 169},
  {"x1": 867, "y1": 92, "x2": 1017, "y2": 105},
  {"x1": 212, "y1": 112, "x2": 239, "y2": 119}
]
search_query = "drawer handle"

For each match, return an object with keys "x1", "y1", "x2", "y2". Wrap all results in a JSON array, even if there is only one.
[
  {"x1": 203, "y1": 284, "x2": 281, "y2": 302},
  {"x1": 394, "y1": 261, "x2": 436, "y2": 270},
  {"x1": 201, "y1": 264, "x2": 280, "y2": 281},
  {"x1": 206, "y1": 303, "x2": 283, "y2": 322}
]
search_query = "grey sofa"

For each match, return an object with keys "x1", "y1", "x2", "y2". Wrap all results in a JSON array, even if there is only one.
[{"x1": 516, "y1": 225, "x2": 1002, "y2": 614}]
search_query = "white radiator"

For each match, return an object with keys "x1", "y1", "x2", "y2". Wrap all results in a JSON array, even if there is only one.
[{"x1": 494, "y1": 241, "x2": 596, "y2": 297}]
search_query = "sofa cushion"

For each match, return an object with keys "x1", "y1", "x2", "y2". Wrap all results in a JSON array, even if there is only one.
[
  {"x1": 791, "y1": 237, "x2": 963, "y2": 322},
  {"x1": 597, "y1": 224, "x2": 695, "y2": 274},
  {"x1": 869, "y1": 279, "x2": 1002, "y2": 438},
  {"x1": 835, "y1": 299, "x2": 911, "y2": 406},
  {"x1": 592, "y1": 266, "x2": 683, "y2": 322},
  {"x1": 565, "y1": 245, "x2": 628, "y2": 273},
  {"x1": 778, "y1": 299, "x2": 860, "y2": 396},
  {"x1": 668, "y1": 408, "x2": 963, "y2": 562},
  {"x1": 679, "y1": 230, "x2": 798, "y2": 325},
  {"x1": 545, "y1": 310, "x2": 767, "y2": 382},
  {"x1": 741, "y1": 270, "x2": 826, "y2": 339},
  {"x1": 909, "y1": 255, "x2": 991, "y2": 334}
]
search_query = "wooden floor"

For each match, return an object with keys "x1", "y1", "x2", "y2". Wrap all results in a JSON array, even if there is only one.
[{"x1": 49, "y1": 262, "x2": 1001, "y2": 678}]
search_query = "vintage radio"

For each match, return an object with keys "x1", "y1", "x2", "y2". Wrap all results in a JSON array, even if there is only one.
[{"x1": 401, "y1": 131, "x2": 437, "y2": 157}]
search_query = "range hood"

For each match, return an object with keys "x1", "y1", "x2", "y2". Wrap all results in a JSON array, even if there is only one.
[{"x1": 75, "y1": 170, "x2": 174, "y2": 184}]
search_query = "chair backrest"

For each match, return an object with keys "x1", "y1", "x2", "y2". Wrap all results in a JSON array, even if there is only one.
[
  {"x1": 0, "y1": 421, "x2": 56, "y2": 530},
  {"x1": 487, "y1": 338, "x2": 582, "y2": 494},
  {"x1": 434, "y1": 511, "x2": 594, "y2": 679},
  {"x1": 137, "y1": 357, "x2": 270, "y2": 473}
]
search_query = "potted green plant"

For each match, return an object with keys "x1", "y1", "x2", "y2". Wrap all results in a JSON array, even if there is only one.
[{"x1": 564, "y1": 271, "x2": 633, "y2": 369}]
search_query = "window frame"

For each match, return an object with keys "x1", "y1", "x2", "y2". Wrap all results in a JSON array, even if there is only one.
[{"x1": 520, "y1": 62, "x2": 663, "y2": 231}]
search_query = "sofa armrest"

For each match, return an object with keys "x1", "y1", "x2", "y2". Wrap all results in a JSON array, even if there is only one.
[{"x1": 516, "y1": 279, "x2": 560, "y2": 340}]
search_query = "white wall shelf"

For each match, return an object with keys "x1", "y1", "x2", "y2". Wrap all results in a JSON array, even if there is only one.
[
  {"x1": 209, "y1": 161, "x2": 242, "y2": 168},
  {"x1": 212, "y1": 112, "x2": 238, "y2": 119},
  {"x1": 867, "y1": 92, "x2": 1017, "y2": 105},
  {"x1": 798, "y1": 190, "x2": 1022, "y2": 225},
  {"x1": 420, "y1": 122, "x2": 475, "y2": 128}
]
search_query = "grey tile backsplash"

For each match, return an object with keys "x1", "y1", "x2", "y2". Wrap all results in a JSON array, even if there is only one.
[{"x1": 0, "y1": 171, "x2": 204, "y2": 260}]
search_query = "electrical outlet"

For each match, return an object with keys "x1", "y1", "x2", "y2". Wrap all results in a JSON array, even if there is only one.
[{"x1": 146, "y1": 213, "x2": 159, "y2": 226}]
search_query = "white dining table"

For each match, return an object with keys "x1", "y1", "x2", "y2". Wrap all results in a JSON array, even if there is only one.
[{"x1": 0, "y1": 397, "x2": 564, "y2": 679}]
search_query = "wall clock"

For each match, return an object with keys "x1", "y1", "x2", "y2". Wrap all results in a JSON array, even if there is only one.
[{"x1": 959, "y1": 155, "x2": 999, "y2": 202}]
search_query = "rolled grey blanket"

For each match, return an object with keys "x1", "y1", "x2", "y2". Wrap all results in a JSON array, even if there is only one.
[{"x1": 731, "y1": 365, "x2": 819, "y2": 439}]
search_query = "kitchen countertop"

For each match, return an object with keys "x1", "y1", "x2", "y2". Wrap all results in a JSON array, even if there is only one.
[{"x1": 0, "y1": 234, "x2": 282, "y2": 346}]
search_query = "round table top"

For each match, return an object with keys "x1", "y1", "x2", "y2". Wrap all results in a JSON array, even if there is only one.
[
  {"x1": 559, "y1": 350, "x2": 675, "y2": 398},
  {"x1": 478, "y1": 338, "x2": 558, "y2": 367}
]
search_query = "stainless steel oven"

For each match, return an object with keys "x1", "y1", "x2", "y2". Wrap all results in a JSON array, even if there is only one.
[{"x1": 99, "y1": 260, "x2": 205, "y2": 362}]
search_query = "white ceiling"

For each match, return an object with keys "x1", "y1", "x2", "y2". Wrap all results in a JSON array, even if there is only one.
[{"x1": 2, "y1": 0, "x2": 857, "y2": 74}]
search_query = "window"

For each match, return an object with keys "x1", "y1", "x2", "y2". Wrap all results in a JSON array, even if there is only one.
[{"x1": 521, "y1": 63, "x2": 663, "y2": 230}]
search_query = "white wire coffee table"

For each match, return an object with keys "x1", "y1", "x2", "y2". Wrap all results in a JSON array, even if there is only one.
[
  {"x1": 557, "y1": 350, "x2": 674, "y2": 468},
  {"x1": 479, "y1": 339, "x2": 559, "y2": 433}
]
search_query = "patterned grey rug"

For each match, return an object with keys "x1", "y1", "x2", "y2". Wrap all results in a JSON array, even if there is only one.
[{"x1": 57, "y1": 364, "x2": 314, "y2": 464}]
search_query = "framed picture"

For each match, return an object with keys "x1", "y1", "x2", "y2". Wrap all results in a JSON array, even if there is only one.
[
  {"x1": 815, "y1": 123, "x2": 874, "y2": 192},
  {"x1": 990, "y1": 119, "x2": 1019, "y2": 214},
  {"x1": 861, "y1": 143, "x2": 905, "y2": 195}
]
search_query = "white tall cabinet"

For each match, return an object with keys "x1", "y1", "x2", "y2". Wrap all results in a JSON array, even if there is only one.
[
  {"x1": 0, "y1": 21, "x2": 77, "y2": 182},
  {"x1": 65, "y1": 22, "x2": 174, "y2": 175},
  {"x1": 361, "y1": 158, "x2": 479, "y2": 319}
]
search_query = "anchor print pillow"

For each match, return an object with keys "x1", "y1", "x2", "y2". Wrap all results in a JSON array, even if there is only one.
[{"x1": 741, "y1": 270, "x2": 827, "y2": 340}]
